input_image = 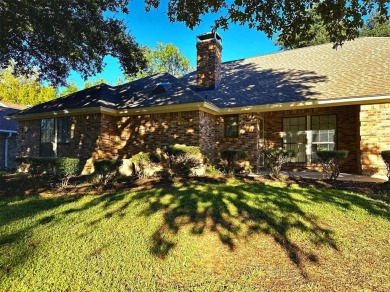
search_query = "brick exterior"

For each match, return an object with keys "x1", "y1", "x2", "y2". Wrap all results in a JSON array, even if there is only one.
[
  {"x1": 263, "y1": 105, "x2": 361, "y2": 174},
  {"x1": 360, "y1": 103, "x2": 390, "y2": 176},
  {"x1": 215, "y1": 113, "x2": 260, "y2": 167},
  {"x1": 16, "y1": 104, "x2": 388, "y2": 176},
  {"x1": 196, "y1": 38, "x2": 222, "y2": 89}
]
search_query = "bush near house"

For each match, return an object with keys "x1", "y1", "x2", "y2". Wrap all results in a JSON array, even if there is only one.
[
  {"x1": 219, "y1": 149, "x2": 249, "y2": 175},
  {"x1": 93, "y1": 159, "x2": 123, "y2": 186},
  {"x1": 380, "y1": 150, "x2": 390, "y2": 181},
  {"x1": 163, "y1": 144, "x2": 205, "y2": 177},
  {"x1": 15, "y1": 157, "x2": 57, "y2": 177},
  {"x1": 55, "y1": 158, "x2": 80, "y2": 187},
  {"x1": 260, "y1": 148, "x2": 295, "y2": 178},
  {"x1": 316, "y1": 150, "x2": 348, "y2": 180},
  {"x1": 15, "y1": 157, "x2": 79, "y2": 187},
  {"x1": 131, "y1": 152, "x2": 161, "y2": 178}
]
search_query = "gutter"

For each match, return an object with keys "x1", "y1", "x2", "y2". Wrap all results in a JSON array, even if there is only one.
[
  {"x1": 8, "y1": 94, "x2": 390, "y2": 120},
  {"x1": 3, "y1": 131, "x2": 14, "y2": 169}
]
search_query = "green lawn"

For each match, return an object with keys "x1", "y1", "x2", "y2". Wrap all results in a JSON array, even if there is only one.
[{"x1": 1, "y1": 178, "x2": 389, "y2": 291}]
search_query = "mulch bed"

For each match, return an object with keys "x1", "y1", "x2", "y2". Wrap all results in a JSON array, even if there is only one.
[{"x1": 1, "y1": 172, "x2": 389, "y2": 203}]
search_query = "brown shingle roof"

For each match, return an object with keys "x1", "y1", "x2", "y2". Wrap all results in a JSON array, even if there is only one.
[{"x1": 181, "y1": 37, "x2": 390, "y2": 108}]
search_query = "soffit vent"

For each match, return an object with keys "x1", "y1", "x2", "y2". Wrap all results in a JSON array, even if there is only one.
[{"x1": 153, "y1": 82, "x2": 171, "y2": 94}]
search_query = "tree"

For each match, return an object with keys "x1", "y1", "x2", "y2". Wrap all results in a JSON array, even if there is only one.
[
  {"x1": 0, "y1": 66, "x2": 57, "y2": 106},
  {"x1": 361, "y1": 14, "x2": 390, "y2": 37},
  {"x1": 1, "y1": 0, "x2": 146, "y2": 86},
  {"x1": 276, "y1": 10, "x2": 331, "y2": 50},
  {"x1": 277, "y1": 9, "x2": 390, "y2": 50},
  {"x1": 146, "y1": 0, "x2": 389, "y2": 47},
  {"x1": 59, "y1": 78, "x2": 109, "y2": 97},
  {"x1": 127, "y1": 43, "x2": 192, "y2": 81}
]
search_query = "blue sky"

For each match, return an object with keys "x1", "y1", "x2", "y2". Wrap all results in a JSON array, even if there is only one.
[{"x1": 67, "y1": 1, "x2": 279, "y2": 88}]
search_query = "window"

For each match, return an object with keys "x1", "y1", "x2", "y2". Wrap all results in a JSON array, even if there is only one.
[
  {"x1": 57, "y1": 117, "x2": 72, "y2": 143},
  {"x1": 311, "y1": 115, "x2": 336, "y2": 162},
  {"x1": 224, "y1": 115, "x2": 238, "y2": 138},
  {"x1": 282, "y1": 117, "x2": 307, "y2": 162},
  {"x1": 40, "y1": 118, "x2": 55, "y2": 143},
  {"x1": 40, "y1": 117, "x2": 72, "y2": 157}
]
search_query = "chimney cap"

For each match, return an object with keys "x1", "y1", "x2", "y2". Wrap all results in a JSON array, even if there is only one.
[{"x1": 197, "y1": 32, "x2": 222, "y2": 44}]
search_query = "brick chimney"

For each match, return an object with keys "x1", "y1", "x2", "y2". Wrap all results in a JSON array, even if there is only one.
[{"x1": 196, "y1": 32, "x2": 222, "y2": 90}]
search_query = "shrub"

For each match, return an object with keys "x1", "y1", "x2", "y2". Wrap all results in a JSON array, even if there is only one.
[
  {"x1": 316, "y1": 150, "x2": 348, "y2": 180},
  {"x1": 260, "y1": 148, "x2": 295, "y2": 178},
  {"x1": 219, "y1": 149, "x2": 249, "y2": 175},
  {"x1": 131, "y1": 152, "x2": 161, "y2": 178},
  {"x1": 55, "y1": 158, "x2": 79, "y2": 187},
  {"x1": 163, "y1": 144, "x2": 204, "y2": 177},
  {"x1": 380, "y1": 150, "x2": 390, "y2": 181},
  {"x1": 16, "y1": 157, "x2": 56, "y2": 177},
  {"x1": 93, "y1": 159, "x2": 123, "y2": 185}
]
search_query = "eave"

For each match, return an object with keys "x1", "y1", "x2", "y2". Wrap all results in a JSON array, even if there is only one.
[{"x1": 9, "y1": 94, "x2": 390, "y2": 121}]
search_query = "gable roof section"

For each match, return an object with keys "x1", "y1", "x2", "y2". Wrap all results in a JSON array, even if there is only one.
[
  {"x1": 181, "y1": 37, "x2": 390, "y2": 108},
  {"x1": 0, "y1": 102, "x2": 25, "y2": 132},
  {"x1": 11, "y1": 37, "x2": 390, "y2": 120},
  {"x1": 14, "y1": 73, "x2": 205, "y2": 118}
]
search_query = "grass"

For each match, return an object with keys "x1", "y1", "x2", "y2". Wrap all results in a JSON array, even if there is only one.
[{"x1": 0, "y1": 177, "x2": 389, "y2": 291}]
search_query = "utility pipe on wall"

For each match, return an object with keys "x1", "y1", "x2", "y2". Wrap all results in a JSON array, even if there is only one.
[{"x1": 4, "y1": 132, "x2": 12, "y2": 168}]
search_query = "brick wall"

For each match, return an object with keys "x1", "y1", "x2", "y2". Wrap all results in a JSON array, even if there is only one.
[
  {"x1": 360, "y1": 103, "x2": 390, "y2": 176},
  {"x1": 263, "y1": 105, "x2": 361, "y2": 174},
  {"x1": 196, "y1": 39, "x2": 222, "y2": 89},
  {"x1": 17, "y1": 120, "x2": 41, "y2": 157},
  {"x1": 115, "y1": 111, "x2": 202, "y2": 157},
  {"x1": 215, "y1": 113, "x2": 260, "y2": 167},
  {"x1": 199, "y1": 111, "x2": 216, "y2": 161}
]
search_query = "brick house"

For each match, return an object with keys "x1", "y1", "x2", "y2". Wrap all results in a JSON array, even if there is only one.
[
  {"x1": 0, "y1": 102, "x2": 24, "y2": 169},
  {"x1": 10, "y1": 33, "x2": 390, "y2": 176}
]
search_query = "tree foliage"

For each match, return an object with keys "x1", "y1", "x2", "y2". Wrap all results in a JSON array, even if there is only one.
[
  {"x1": 277, "y1": 9, "x2": 390, "y2": 49},
  {"x1": 0, "y1": 0, "x2": 146, "y2": 86},
  {"x1": 0, "y1": 66, "x2": 57, "y2": 106},
  {"x1": 146, "y1": 0, "x2": 389, "y2": 47},
  {"x1": 127, "y1": 43, "x2": 192, "y2": 81},
  {"x1": 361, "y1": 14, "x2": 390, "y2": 37}
]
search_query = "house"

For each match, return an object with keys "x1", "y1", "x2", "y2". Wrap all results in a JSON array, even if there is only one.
[
  {"x1": 10, "y1": 33, "x2": 390, "y2": 176},
  {"x1": 0, "y1": 102, "x2": 24, "y2": 169}
]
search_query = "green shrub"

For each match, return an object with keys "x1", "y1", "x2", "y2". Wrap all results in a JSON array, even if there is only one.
[
  {"x1": 380, "y1": 150, "x2": 390, "y2": 181},
  {"x1": 219, "y1": 149, "x2": 249, "y2": 175},
  {"x1": 16, "y1": 157, "x2": 57, "y2": 177},
  {"x1": 55, "y1": 158, "x2": 79, "y2": 187},
  {"x1": 131, "y1": 152, "x2": 161, "y2": 178},
  {"x1": 316, "y1": 150, "x2": 348, "y2": 180},
  {"x1": 93, "y1": 159, "x2": 123, "y2": 185},
  {"x1": 163, "y1": 144, "x2": 204, "y2": 177},
  {"x1": 260, "y1": 148, "x2": 295, "y2": 178}
]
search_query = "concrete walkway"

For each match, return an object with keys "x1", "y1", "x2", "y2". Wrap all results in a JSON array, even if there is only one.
[{"x1": 252, "y1": 171, "x2": 388, "y2": 183}]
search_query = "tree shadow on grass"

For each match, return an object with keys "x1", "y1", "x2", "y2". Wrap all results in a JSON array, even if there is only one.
[{"x1": 124, "y1": 179, "x2": 342, "y2": 277}]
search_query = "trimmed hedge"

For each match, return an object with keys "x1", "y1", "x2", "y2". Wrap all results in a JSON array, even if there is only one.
[
  {"x1": 131, "y1": 152, "x2": 161, "y2": 178},
  {"x1": 55, "y1": 158, "x2": 79, "y2": 187},
  {"x1": 381, "y1": 150, "x2": 390, "y2": 180},
  {"x1": 163, "y1": 144, "x2": 204, "y2": 176},
  {"x1": 93, "y1": 159, "x2": 123, "y2": 185},
  {"x1": 260, "y1": 148, "x2": 295, "y2": 178},
  {"x1": 15, "y1": 157, "x2": 79, "y2": 186},
  {"x1": 316, "y1": 150, "x2": 348, "y2": 180},
  {"x1": 219, "y1": 149, "x2": 249, "y2": 175}
]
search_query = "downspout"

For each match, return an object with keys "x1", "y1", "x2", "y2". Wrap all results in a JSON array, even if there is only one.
[{"x1": 4, "y1": 132, "x2": 12, "y2": 168}]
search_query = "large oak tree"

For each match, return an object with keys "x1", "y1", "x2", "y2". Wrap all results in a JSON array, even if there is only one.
[
  {"x1": 146, "y1": 0, "x2": 389, "y2": 47},
  {"x1": 1, "y1": 0, "x2": 388, "y2": 85},
  {"x1": 0, "y1": 0, "x2": 146, "y2": 86}
]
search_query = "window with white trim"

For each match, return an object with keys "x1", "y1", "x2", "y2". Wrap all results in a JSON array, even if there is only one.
[
  {"x1": 282, "y1": 116, "x2": 307, "y2": 162},
  {"x1": 311, "y1": 115, "x2": 336, "y2": 162},
  {"x1": 40, "y1": 117, "x2": 72, "y2": 157}
]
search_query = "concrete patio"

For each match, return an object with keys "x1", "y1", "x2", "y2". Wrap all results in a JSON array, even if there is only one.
[{"x1": 252, "y1": 171, "x2": 388, "y2": 183}]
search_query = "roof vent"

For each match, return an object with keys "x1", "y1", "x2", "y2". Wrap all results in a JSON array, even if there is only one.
[{"x1": 153, "y1": 82, "x2": 171, "y2": 94}]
